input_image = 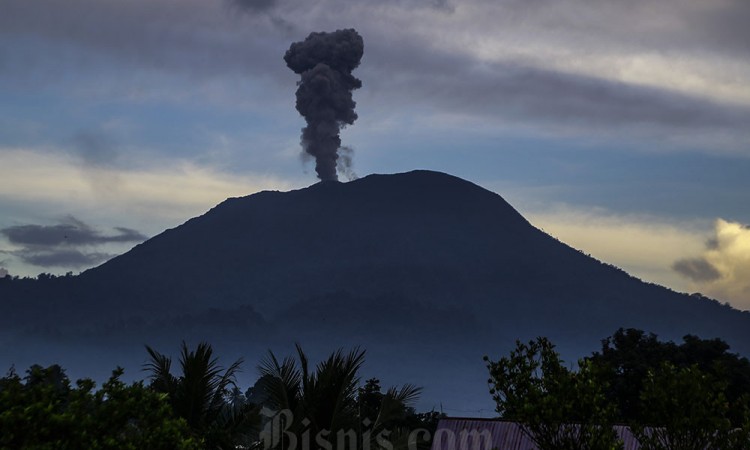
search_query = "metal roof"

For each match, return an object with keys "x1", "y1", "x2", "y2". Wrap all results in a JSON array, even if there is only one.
[{"x1": 430, "y1": 418, "x2": 642, "y2": 450}]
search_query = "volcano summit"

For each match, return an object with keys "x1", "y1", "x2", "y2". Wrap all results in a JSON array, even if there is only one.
[{"x1": 2, "y1": 170, "x2": 749, "y2": 409}]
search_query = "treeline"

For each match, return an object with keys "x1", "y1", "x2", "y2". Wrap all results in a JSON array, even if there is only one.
[
  {"x1": 0, "y1": 271, "x2": 75, "y2": 282},
  {"x1": 4, "y1": 329, "x2": 750, "y2": 450},
  {"x1": 486, "y1": 328, "x2": 750, "y2": 450},
  {"x1": 0, "y1": 343, "x2": 442, "y2": 450}
]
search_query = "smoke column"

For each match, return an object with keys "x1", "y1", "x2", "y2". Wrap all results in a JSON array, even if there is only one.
[{"x1": 284, "y1": 29, "x2": 364, "y2": 181}]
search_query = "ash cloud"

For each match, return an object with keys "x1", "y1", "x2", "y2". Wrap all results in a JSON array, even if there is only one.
[
  {"x1": 68, "y1": 130, "x2": 124, "y2": 195},
  {"x1": 0, "y1": 267, "x2": 8, "y2": 278},
  {"x1": 1, "y1": 216, "x2": 146, "y2": 269},
  {"x1": 284, "y1": 29, "x2": 364, "y2": 181},
  {"x1": 71, "y1": 131, "x2": 119, "y2": 168}
]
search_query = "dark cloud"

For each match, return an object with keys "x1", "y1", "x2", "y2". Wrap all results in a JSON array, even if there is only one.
[
  {"x1": 429, "y1": 0, "x2": 454, "y2": 12},
  {"x1": 0, "y1": 216, "x2": 145, "y2": 269},
  {"x1": 472, "y1": 0, "x2": 750, "y2": 59},
  {"x1": 0, "y1": 0, "x2": 291, "y2": 81},
  {"x1": 673, "y1": 257, "x2": 722, "y2": 283},
  {"x1": 11, "y1": 249, "x2": 113, "y2": 268},
  {"x1": 0, "y1": 0, "x2": 748, "y2": 150},
  {"x1": 685, "y1": 0, "x2": 750, "y2": 57},
  {"x1": 671, "y1": 220, "x2": 750, "y2": 308},
  {"x1": 1, "y1": 216, "x2": 146, "y2": 248},
  {"x1": 228, "y1": 0, "x2": 277, "y2": 13},
  {"x1": 364, "y1": 38, "x2": 750, "y2": 139}
]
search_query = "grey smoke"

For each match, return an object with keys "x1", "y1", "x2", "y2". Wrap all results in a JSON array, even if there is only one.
[
  {"x1": 0, "y1": 267, "x2": 7, "y2": 278},
  {"x1": 284, "y1": 29, "x2": 364, "y2": 181},
  {"x1": 71, "y1": 131, "x2": 119, "y2": 167},
  {"x1": 337, "y1": 146, "x2": 358, "y2": 181},
  {"x1": 673, "y1": 257, "x2": 722, "y2": 283},
  {"x1": 68, "y1": 130, "x2": 124, "y2": 194}
]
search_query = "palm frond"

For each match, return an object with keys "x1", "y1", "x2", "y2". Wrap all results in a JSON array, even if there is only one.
[
  {"x1": 370, "y1": 383, "x2": 421, "y2": 431},
  {"x1": 258, "y1": 349, "x2": 301, "y2": 412},
  {"x1": 143, "y1": 344, "x2": 176, "y2": 393},
  {"x1": 386, "y1": 384, "x2": 422, "y2": 406},
  {"x1": 313, "y1": 347, "x2": 365, "y2": 432},
  {"x1": 209, "y1": 356, "x2": 243, "y2": 416}
]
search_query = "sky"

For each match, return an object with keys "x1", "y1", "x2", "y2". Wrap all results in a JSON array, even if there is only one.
[{"x1": 1, "y1": 0, "x2": 749, "y2": 308}]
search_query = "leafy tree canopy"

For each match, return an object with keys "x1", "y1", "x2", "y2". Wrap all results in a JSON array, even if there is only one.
[
  {"x1": 631, "y1": 362, "x2": 750, "y2": 450},
  {"x1": 0, "y1": 364, "x2": 199, "y2": 450},
  {"x1": 485, "y1": 337, "x2": 622, "y2": 450},
  {"x1": 588, "y1": 328, "x2": 750, "y2": 425}
]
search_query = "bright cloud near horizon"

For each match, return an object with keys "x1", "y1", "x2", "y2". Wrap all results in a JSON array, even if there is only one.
[{"x1": 1, "y1": 0, "x2": 749, "y2": 308}]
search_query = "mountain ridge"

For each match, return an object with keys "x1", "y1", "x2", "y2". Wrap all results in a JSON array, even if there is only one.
[
  {"x1": 2, "y1": 169, "x2": 749, "y2": 410},
  {"x1": 4, "y1": 169, "x2": 747, "y2": 334}
]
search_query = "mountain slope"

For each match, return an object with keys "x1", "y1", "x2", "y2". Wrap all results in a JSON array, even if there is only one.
[
  {"x1": 82, "y1": 171, "x2": 750, "y2": 342},
  {"x1": 2, "y1": 170, "x2": 749, "y2": 410}
]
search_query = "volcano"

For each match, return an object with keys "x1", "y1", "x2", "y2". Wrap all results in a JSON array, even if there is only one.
[{"x1": 2, "y1": 170, "x2": 749, "y2": 411}]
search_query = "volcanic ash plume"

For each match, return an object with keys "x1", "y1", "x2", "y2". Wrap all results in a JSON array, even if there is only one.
[{"x1": 284, "y1": 29, "x2": 364, "y2": 181}]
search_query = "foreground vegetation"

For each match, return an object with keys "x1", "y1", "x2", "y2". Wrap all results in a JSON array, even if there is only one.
[
  {"x1": 3, "y1": 328, "x2": 750, "y2": 449},
  {"x1": 0, "y1": 343, "x2": 440, "y2": 450},
  {"x1": 486, "y1": 328, "x2": 750, "y2": 450}
]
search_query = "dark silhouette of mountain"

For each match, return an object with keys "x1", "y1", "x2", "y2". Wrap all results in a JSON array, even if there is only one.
[{"x1": 2, "y1": 170, "x2": 750, "y2": 410}]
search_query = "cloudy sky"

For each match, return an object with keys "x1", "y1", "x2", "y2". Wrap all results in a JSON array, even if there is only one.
[{"x1": 1, "y1": 0, "x2": 749, "y2": 308}]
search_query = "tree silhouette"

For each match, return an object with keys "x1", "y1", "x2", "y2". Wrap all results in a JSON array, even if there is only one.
[
  {"x1": 588, "y1": 328, "x2": 750, "y2": 425},
  {"x1": 485, "y1": 338, "x2": 622, "y2": 450},
  {"x1": 144, "y1": 341, "x2": 259, "y2": 448},
  {"x1": 631, "y1": 363, "x2": 750, "y2": 450},
  {"x1": 0, "y1": 364, "x2": 198, "y2": 449},
  {"x1": 258, "y1": 344, "x2": 421, "y2": 450}
]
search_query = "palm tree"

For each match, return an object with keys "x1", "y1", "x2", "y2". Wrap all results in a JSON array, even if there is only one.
[
  {"x1": 145, "y1": 341, "x2": 259, "y2": 449},
  {"x1": 258, "y1": 344, "x2": 421, "y2": 450}
]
